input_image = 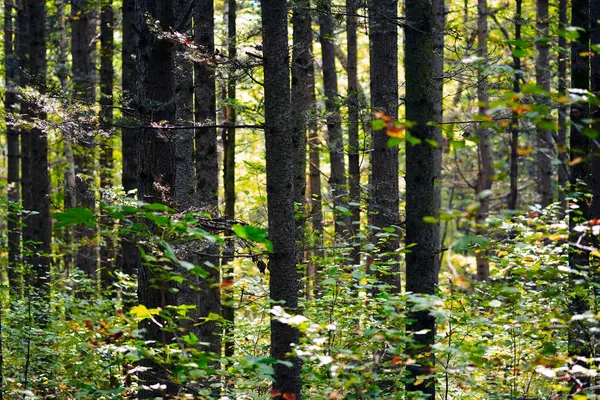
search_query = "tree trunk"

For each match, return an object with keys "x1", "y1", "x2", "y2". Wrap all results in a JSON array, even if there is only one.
[
  {"x1": 99, "y1": 0, "x2": 115, "y2": 288},
  {"x1": 318, "y1": 0, "x2": 351, "y2": 240},
  {"x1": 5, "y1": 0, "x2": 21, "y2": 296},
  {"x1": 590, "y1": 0, "x2": 600, "y2": 219},
  {"x1": 475, "y1": 0, "x2": 493, "y2": 282},
  {"x1": 535, "y1": 0, "x2": 552, "y2": 207},
  {"x1": 18, "y1": 0, "x2": 51, "y2": 312},
  {"x1": 194, "y1": 0, "x2": 221, "y2": 358},
  {"x1": 568, "y1": 0, "x2": 592, "y2": 381},
  {"x1": 261, "y1": 0, "x2": 302, "y2": 396},
  {"x1": 222, "y1": 0, "x2": 237, "y2": 360},
  {"x1": 135, "y1": 1, "x2": 178, "y2": 396},
  {"x1": 405, "y1": 0, "x2": 439, "y2": 396},
  {"x1": 433, "y1": 0, "x2": 444, "y2": 277},
  {"x1": 71, "y1": 0, "x2": 98, "y2": 281},
  {"x1": 508, "y1": 0, "x2": 522, "y2": 211},
  {"x1": 347, "y1": 0, "x2": 360, "y2": 247},
  {"x1": 557, "y1": 0, "x2": 568, "y2": 214},
  {"x1": 368, "y1": 0, "x2": 400, "y2": 291}
]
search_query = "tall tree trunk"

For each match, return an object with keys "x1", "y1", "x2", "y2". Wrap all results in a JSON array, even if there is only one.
[
  {"x1": 568, "y1": 0, "x2": 592, "y2": 382},
  {"x1": 318, "y1": 0, "x2": 351, "y2": 240},
  {"x1": 5, "y1": 0, "x2": 21, "y2": 296},
  {"x1": 347, "y1": 0, "x2": 360, "y2": 250},
  {"x1": 508, "y1": 0, "x2": 522, "y2": 210},
  {"x1": 475, "y1": 0, "x2": 493, "y2": 282},
  {"x1": 71, "y1": 0, "x2": 97, "y2": 281},
  {"x1": 194, "y1": 0, "x2": 221, "y2": 358},
  {"x1": 557, "y1": 0, "x2": 568, "y2": 214},
  {"x1": 99, "y1": 0, "x2": 115, "y2": 288},
  {"x1": 135, "y1": 1, "x2": 178, "y2": 396},
  {"x1": 590, "y1": 0, "x2": 600, "y2": 220},
  {"x1": 222, "y1": 0, "x2": 237, "y2": 360},
  {"x1": 368, "y1": 0, "x2": 400, "y2": 291},
  {"x1": 433, "y1": 0, "x2": 444, "y2": 276},
  {"x1": 18, "y1": 0, "x2": 51, "y2": 311},
  {"x1": 405, "y1": 0, "x2": 439, "y2": 396},
  {"x1": 535, "y1": 0, "x2": 552, "y2": 207},
  {"x1": 261, "y1": 0, "x2": 302, "y2": 397},
  {"x1": 120, "y1": 0, "x2": 139, "y2": 280}
]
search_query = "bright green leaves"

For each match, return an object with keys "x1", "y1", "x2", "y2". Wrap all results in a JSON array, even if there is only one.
[
  {"x1": 232, "y1": 224, "x2": 273, "y2": 252},
  {"x1": 54, "y1": 207, "x2": 96, "y2": 229}
]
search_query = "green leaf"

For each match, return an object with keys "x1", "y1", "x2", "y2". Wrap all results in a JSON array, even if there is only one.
[
  {"x1": 387, "y1": 137, "x2": 403, "y2": 148},
  {"x1": 511, "y1": 48, "x2": 527, "y2": 58},
  {"x1": 232, "y1": 224, "x2": 273, "y2": 251},
  {"x1": 54, "y1": 208, "x2": 96, "y2": 229},
  {"x1": 372, "y1": 119, "x2": 386, "y2": 131}
]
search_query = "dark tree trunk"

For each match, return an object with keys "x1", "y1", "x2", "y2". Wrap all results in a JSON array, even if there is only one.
[
  {"x1": 5, "y1": 0, "x2": 21, "y2": 296},
  {"x1": 508, "y1": 0, "x2": 522, "y2": 210},
  {"x1": 590, "y1": 0, "x2": 600, "y2": 219},
  {"x1": 99, "y1": 0, "x2": 115, "y2": 288},
  {"x1": 368, "y1": 0, "x2": 400, "y2": 291},
  {"x1": 120, "y1": 0, "x2": 139, "y2": 280},
  {"x1": 318, "y1": 0, "x2": 351, "y2": 239},
  {"x1": 475, "y1": 0, "x2": 493, "y2": 282},
  {"x1": 291, "y1": 0, "x2": 309, "y2": 255},
  {"x1": 557, "y1": 0, "x2": 568, "y2": 214},
  {"x1": 222, "y1": 0, "x2": 237, "y2": 360},
  {"x1": 71, "y1": 0, "x2": 97, "y2": 281},
  {"x1": 261, "y1": 0, "x2": 302, "y2": 397},
  {"x1": 535, "y1": 0, "x2": 552, "y2": 207},
  {"x1": 568, "y1": 0, "x2": 592, "y2": 378},
  {"x1": 135, "y1": 1, "x2": 178, "y2": 396},
  {"x1": 18, "y1": 0, "x2": 51, "y2": 307},
  {"x1": 347, "y1": 0, "x2": 360, "y2": 262},
  {"x1": 432, "y1": 0, "x2": 444, "y2": 276},
  {"x1": 194, "y1": 0, "x2": 221, "y2": 357},
  {"x1": 405, "y1": 0, "x2": 439, "y2": 396}
]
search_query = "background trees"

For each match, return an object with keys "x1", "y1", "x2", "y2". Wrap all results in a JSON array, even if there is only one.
[{"x1": 2, "y1": 0, "x2": 600, "y2": 398}]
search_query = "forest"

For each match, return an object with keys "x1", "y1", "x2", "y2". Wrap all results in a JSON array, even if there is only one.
[{"x1": 1, "y1": 0, "x2": 600, "y2": 398}]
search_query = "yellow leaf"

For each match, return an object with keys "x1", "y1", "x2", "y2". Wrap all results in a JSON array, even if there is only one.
[
  {"x1": 517, "y1": 147, "x2": 533, "y2": 156},
  {"x1": 548, "y1": 233, "x2": 567, "y2": 241},
  {"x1": 414, "y1": 377, "x2": 425, "y2": 386},
  {"x1": 569, "y1": 157, "x2": 583, "y2": 166},
  {"x1": 129, "y1": 305, "x2": 159, "y2": 321},
  {"x1": 591, "y1": 250, "x2": 600, "y2": 258}
]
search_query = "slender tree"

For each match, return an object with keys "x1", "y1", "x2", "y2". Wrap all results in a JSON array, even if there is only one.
[
  {"x1": 590, "y1": 0, "x2": 600, "y2": 219},
  {"x1": 261, "y1": 0, "x2": 302, "y2": 396},
  {"x1": 368, "y1": 0, "x2": 400, "y2": 291},
  {"x1": 18, "y1": 0, "x2": 51, "y2": 305},
  {"x1": 135, "y1": 1, "x2": 178, "y2": 396},
  {"x1": 508, "y1": 0, "x2": 522, "y2": 210},
  {"x1": 557, "y1": 0, "x2": 568, "y2": 213},
  {"x1": 535, "y1": 0, "x2": 552, "y2": 206},
  {"x1": 405, "y1": 0, "x2": 439, "y2": 396},
  {"x1": 71, "y1": 0, "x2": 97, "y2": 280},
  {"x1": 194, "y1": 0, "x2": 221, "y2": 357},
  {"x1": 318, "y1": 0, "x2": 350, "y2": 239},
  {"x1": 475, "y1": 0, "x2": 493, "y2": 281},
  {"x1": 5, "y1": 0, "x2": 21, "y2": 295},
  {"x1": 99, "y1": 0, "x2": 115, "y2": 287}
]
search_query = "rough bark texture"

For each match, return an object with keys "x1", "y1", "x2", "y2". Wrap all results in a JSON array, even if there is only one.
[
  {"x1": 591, "y1": 0, "x2": 600, "y2": 220},
  {"x1": 71, "y1": 0, "x2": 97, "y2": 281},
  {"x1": 291, "y1": 0, "x2": 310, "y2": 252},
  {"x1": 568, "y1": 0, "x2": 592, "y2": 376},
  {"x1": 18, "y1": 0, "x2": 51, "y2": 305},
  {"x1": 405, "y1": 0, "x2": 438, "y2": 396},
  {"x1": 261, "y1": 0, "x2": 302, "y2": 396},
  {"x1": 100, "y1": 0, "x2": 115, "y2": 288},
  {"x1": 557, "y1": 0, "x2": 568, "y2": 213},
  {"x1": 508, "y1": 0, "x2": 522, "y2": 211},
  {"x1": 535, "y1": 0, "x2": 552, "y2": 207},
  {"x1": 368, "y1": 0, "x2": 400, "y2": 291},
  {"x1": 120, "y1": 0, "x2": 139, "y2": 280},
  {"x1": 475, "y1": 0, "x2": 493, "y2": 282},
  {"x1": 222, "y1": 0, "x2": 237, "y2": 360},
  {"x1": 135, "y1": 1, "x2": 178, "y2": 396},
  {"x1": 5, "y1": 0, "x2": 21, "y2": 295},
  {"x1": 318, "y1": 0, "x2": 350, "y2": 240},
  {"x1": 347, "y1": 0, "x2": 360, "y2": 261},
  {"x1": 194, "y1": 0, "x2": 221, "y2": 358}
]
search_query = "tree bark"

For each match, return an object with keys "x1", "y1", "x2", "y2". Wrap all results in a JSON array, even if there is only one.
[
  {"x1": 535, "y1": 0, "x2": 552, "y2": 207},
  {"x1": 194, "y1": 0, "x2": 221, "y2": 358},
  {"x1": 71, "y1": 0, "x2": 98, "y2": 281},
  {"x1": 5, "y1": 0, "x2": 21, "y2": 296},
  {"x1": 18, "y1": 0, "x2": 51, "y2": 311},
  {"x1": 261, "y1": 0, "x2": 302, "y2": 396},
  {"x1": 135, "y1": 1, "x2": 178, "y2": 396},
  {"x1": 475, "y1": 0, "x2": 493, "y2": 282},
  {"x1": 368, "y1": 0, "x2": 400, "y2": 291},
  {"x1": 99, "y1": 0, "x2": 115, "y2": 288},
  {"x1": 557, "y1": 0, "x2": 568, "y2": 214},
  {"x1": 508, "y1": 0, "x2": 522, "y2": 211},
  {"x1": 405, "y1": 0, "x2": 439, "y2": 396}
]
